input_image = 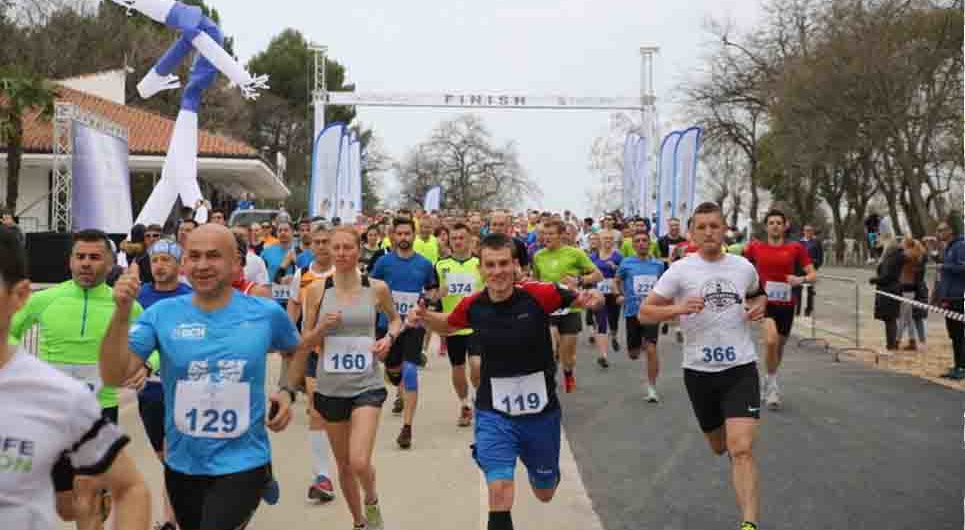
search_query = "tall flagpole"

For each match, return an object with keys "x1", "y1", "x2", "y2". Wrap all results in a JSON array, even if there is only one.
[
  {"x1": 310, "y1": 43, "x2": 328, "y2": 142},
  {"x1": 640, "y1": 46, "x2": 659, "y2": 222}
]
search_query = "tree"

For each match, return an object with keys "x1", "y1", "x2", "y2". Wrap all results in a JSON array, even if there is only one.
[
  {"x1": 0, "y1": 68, "x2": 56, "y2": 211},
  {"x1": 585, "y1": 113, "x2": 637, "y2": 217},
  {"x1": 396, "y1": 114, "x2": 540, "y2": 211},
  {"x1": 700, "y1": 139, "x2": 750, "y2": 229}
]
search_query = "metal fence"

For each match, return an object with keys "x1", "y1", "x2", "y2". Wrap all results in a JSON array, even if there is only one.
[{"x1": 797, "y1": 274, "x2": 880, "y2": 363}]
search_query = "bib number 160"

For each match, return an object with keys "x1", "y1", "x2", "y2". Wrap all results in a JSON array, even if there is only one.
[{"x1": 702, "y1": 346, "x2": 737, "y2": 363}]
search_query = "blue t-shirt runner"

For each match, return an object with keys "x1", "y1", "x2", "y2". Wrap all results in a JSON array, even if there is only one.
[
  {"x1": 370, "y1": 251, "x2": 438, "y2": 330},
  {"x1": 617, "y1": 256, "x2": 666, "y2": 318}
]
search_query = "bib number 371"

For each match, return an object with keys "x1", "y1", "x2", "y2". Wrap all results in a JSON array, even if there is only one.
[
  {"x1": 174, "y1": 380, "x2": 250, "y2": 439},
  {"x1": 491, "y1": 372, "x2": 548, "y2": 416},
  {"x1": 702, "y1": 346, "x2": 737, "y2": 363}
]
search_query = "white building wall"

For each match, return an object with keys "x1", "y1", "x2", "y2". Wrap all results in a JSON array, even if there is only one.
[{"x1": 0, "y1": 163, "x2": 51, "y2": 232}]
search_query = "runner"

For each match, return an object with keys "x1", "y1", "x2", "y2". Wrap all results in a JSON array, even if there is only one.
[
  {"x1": 589, "y1": 230, "x2": 623, "y2": 367},
  {"x1": 291, "y1": 226, "x2": 401, "y2": 530},
  {"x1": 369, "y1": 218, "x2": 439, "y2": 449},
  {"x1": 100, "y1": 224, "x2": 327, "y2": 530},
  {"x1": 743, "y1": 209, "x2": 816, "y2": 410},
  {"x1": 8, "y1": 228, "x2": 145, "y2": 529},
  {"x1": 435, "y1": 223, "x2": 484, "y2": 426},
  {"x1": 288, "y1": 224, "x2": 338, "y2": 503},
  {"x1": 136, "y1": 240, "x2": 193, "y2": 530},
  {"x1": 657, "y1": 217, "x2": 687, "y2": 261},
  {"x1": 639, "y1": 202, "x2": 767, "y2": 530},
  {"x1": 531, "y1": 220, "x2": 602, "y2": 392},
  {"x1": 410, "y1": 233, "x2": 601, "y2": 530},
  {"x1": 614, "y1": 229, "x2": 666, "y2": 402}
]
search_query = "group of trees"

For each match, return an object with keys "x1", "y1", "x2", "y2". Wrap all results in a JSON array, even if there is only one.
[
  {"x1": 0, "y1": 0, "x2": 387, "y2": 215},
  {"x1": 688, "y1": 0, "x2": 962, "y2": 257}
]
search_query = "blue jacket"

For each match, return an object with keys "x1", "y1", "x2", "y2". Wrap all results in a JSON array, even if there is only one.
[{"x1": 936, "y1": 236, "x2": 965, "y2": 300}]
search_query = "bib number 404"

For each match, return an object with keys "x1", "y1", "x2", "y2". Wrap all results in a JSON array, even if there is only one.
[{"x1": 702, "y1": 346, "x2": 737, "y2": 363}]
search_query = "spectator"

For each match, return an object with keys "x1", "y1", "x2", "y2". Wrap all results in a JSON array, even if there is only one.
[
  {"x1": 658, "y1": 217, "x2": 686, "y2": 261},
  {"x1": 934, "y1": 216, "x2": 965, "y2": 379},
  {"x1": 0, "y1": 209, "x2": 24, "y2": 247},
  {"x1": 795, "y1": 224, "x2": 824, "y2": 317},
  {"x1": 869, "y1": 232, "x2": 903, "y2": 351},
  {"x1": 176, "y1": 218, "x2": 198, "y2": 247},
  {"x1": 864, "y1": 212, "x2": 881, "y2": 262},
  {"x1": 208, "y1": 208, "x2": 227, "y2": 226},
  {"x1": 230, "y1": 225, "x2": 269, "y2": 286},
  {"x1": 896, "y1": 237, "x2": 928, "y2": 351}
]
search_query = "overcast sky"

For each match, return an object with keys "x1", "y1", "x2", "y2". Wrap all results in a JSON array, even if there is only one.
[{"x1": 217, "y1": 0, "x2": 763, "y2": 215}]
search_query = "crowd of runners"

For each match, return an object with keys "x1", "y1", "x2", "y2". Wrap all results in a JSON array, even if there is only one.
[{"x1": 4, "y1": 199, "x2": 872, "y2": 530}]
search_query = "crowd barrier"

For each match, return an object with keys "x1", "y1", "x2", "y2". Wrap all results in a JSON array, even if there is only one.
[{"x1": 796, "y1": 274, "x2": 879, "y2": 363}]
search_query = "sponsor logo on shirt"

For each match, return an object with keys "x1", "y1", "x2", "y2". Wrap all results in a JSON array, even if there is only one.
[
  {"x1": 0, "y1": 436, "x2": 35, "y2": 473},
  {"x1": 174, "y1": 323, "x2": 206, "y2": 340},
  {"x1": 701, "y1": 279, "x2": 742, "y2": 312}
]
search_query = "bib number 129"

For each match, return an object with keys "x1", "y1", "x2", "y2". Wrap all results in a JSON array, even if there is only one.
[
  {"x1": 185, "y1": 408, "x2": 238, "y2": 434},
  {"x1": 702, "y1": 346, "x2": 737, "y2": 363}
]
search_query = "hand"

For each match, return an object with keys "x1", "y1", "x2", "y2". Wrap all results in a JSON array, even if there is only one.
[
  {"x1": 745, "y1": 301, "x2": 766, "y2": 322},
  {"x1": 371, "y1": 337, "x2": 392, "y2": 361},
  {"x1": 787, "y1": 275, "x2": 804, "y2": 287},
  {"x1": 122, "y1": 365, "x2": 148, "y2": 391},
  {"x1": 561, "y1": 275, "x2": 580, "y2": 290},
  {"x1": 407, "y1": 304, "x2": 426, "y2": 328},
  {"x1": 616, "y1": 295, "x2": 625, "y2": 305},
  {"x1": 113, "y1": 263, "x2": 141, "y2": 311},
  {"x1": 266, "y1": 392, "x2": 292, "y2": 432},
  {"x1": 678, "y1": 296, "x2": 705, "y2": 316},
  {"x1": 320, "y1": 311, "x2": 342, "y2": 333},
  {"x1": 575, "y1": 289, "x2": 604, "y2": 310},
  {"x1": 282, "y1": 250, "x2": 296, "y2": 267}
]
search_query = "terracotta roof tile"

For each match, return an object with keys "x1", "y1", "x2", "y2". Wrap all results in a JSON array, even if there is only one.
[{"x1": 7, "y1": 84, "x2": 258, "y2": 158}]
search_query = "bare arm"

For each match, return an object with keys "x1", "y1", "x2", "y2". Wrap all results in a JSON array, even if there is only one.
[
  {"x1": 373, "y1": 281, "x2": 403, "y2": 341},
  {"x1": 638, "y1": 292, "x2": 694, "y2": 324},
  {"x1": 98, "y1": 449, "x2": 151, "y2": 530},
  {"x1": 287, "y1": 282, "x2": 325, "y2": 390},
  {"x1": 100, "y1": 267, "x2": 144, "y2": 386}
]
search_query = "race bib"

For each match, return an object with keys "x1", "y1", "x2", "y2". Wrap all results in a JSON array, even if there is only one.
[
  {"x1": 491, "y1": 371, "x2": 549, "y2": 416},
  {"x1": 174, "y1": 380, "x2": 250, "y2": 439},
  {"x1": 392, "y1": 291, "x2": 420, "y2": 317},
  {"x1": 699, "y1": 345, "x2": 738, "y2": 365},
  {"x1": 550, "y1": 307, "x2": 570, "y2": 316},
  {"x1": 323, "y1": 336, "x2": 375, "y2": 374},
  {"x1": 271, "y1": 283, "x2": 292, "y2": 300},
  {"x1": 765, "y1": 281, "x2": 791, "y2": 303},
  {"x1": 632, "y1": 275, "x2": 658, "y2": 298},
  {"x1": 52, "y1": 363, "x2": 102, "y2": 394},
  {"x1": 597, "y1": 279, "x2": 613, "y2": 294},
  {"x1": 446, "y1": 273, "x2": 477, "y2": 296}
]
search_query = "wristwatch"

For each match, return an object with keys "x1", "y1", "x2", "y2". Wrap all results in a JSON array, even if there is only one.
[
  {"x1": 279, "y1": 386, "x2": 297, "y2": 403},
  {"x1": 386, "y1": 331, "x2": 398, "y2": 344}
]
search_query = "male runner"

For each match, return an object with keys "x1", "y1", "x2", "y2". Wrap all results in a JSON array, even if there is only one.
[
  {"x1": 370, "y1": 218, "x2": 438, "y2": 449},
  {"x1": 287, "y1": 224, "x2": 337, "y2": 502},
  {"x1": 412, "y1": 233, "x2": 600, "y2": 530},
  {"x1": 658, "y1": 217, "x2": 687, "y2": 260},
  {"x1": 100, "y1": 224, "x2": 326, "y2": 530},
  {"x1": 488, "y1": 210, "x2": 530, "y2": 274},
  {"x1": 531, "y1": 220, "x2": 602, "y2": 392},
  {"x1": 435, "y1": 223, "x2": 484, "y2": 426},
  {"x1": 640, "y1": 202, "x2": 767, "y2": 530},
  {"x1": 0, "y1": 229, "x2": 151, "y2": 530},
  {"x1": 8, "y1": 229, "x2": 144, "y2": 529},
  {"x1": 136, "y1": 240, "x2": 193, "y2": 530},
  {"x1": 614, "y1": 229, "x2": 666, "y2": 402},
  {"x1": 743, "y1": 209, "x2": 816, "y2": 410}
]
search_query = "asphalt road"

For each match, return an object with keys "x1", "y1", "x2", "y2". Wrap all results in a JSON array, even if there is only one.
[{"x1": 561, "y1": 325, "x2": 965, "y2": 530}]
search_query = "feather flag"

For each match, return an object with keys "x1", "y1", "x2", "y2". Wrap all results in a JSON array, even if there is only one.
[
  {"x1": 423, "y1": 186, "x2": 442, "y2": 212},
  {"x1": 673, "y1": 127, "x2": 702, "y2": 221},
  {"x1": 310, "y1": 122, "x2": 345, "y2": 218},
  {"x1": 657, "y1": 131, "x2": 682, "y2": 236}
]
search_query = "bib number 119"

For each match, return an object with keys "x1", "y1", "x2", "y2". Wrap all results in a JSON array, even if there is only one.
[
  {"x1": 500, "y1": 393, "x2": 542, "y2": 414},
  {"x1": 702, "y1": 346, "x2": 737, "y2": 363}
]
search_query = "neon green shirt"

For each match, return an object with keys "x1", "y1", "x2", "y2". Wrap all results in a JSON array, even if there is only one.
[
  {"x1": 8, "y1": 280, "x2": 143, "y2": 408},
  {"x1": 620, "y1": 239, "x2": 661, "y2": 259},
  {"x1": 413, "y1": 235, "x2": 440, "y2": 264},
  {"x1": 436, "y1": 256, "x2": 483, "y2": 336},
  {"x1": 532, "y1": 246, "x2": 597, "y2": 313}
]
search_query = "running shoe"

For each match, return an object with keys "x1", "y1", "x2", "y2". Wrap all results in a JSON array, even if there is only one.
[
  {"x1": 458, "y1": 405, "x2": 472, "y2": 427},
  {"x1": 392, "y1": 394, "x2": 403, "y2": 415},
  {"x1": 610, "y1": 336, "x2": 620, "y2": 352},
  {"x1": 365, "y1": 501, "x2": 385, "y2": 530},
  {"x1": 262, "y1": 478, "x2": 280, "y2": 505},
  {"x1": 397, "y1": 425, "x2": 412, "y2": 449},
  {"x1": 947, "y1": 367, "x2": 965, "y2": 381},
  {"x1": 740, "y1": 522, "x2": 758, "y2": 530},
  {"x1": 765, "y1": 384, "x2": 782, "y2": 411},
  {"x1": 596, "y1": 357, "x2": 609, "y2": 369},
  {"x1": 563, "y1": 373, "x2": 576, "y2": 393},
  {"x1": 628, "y1": 350, "x2": 641, "y2": 360},
  {"x1": 308, "y1": 475, "x2": 335, "y2": 502},
  {"x1": 645, "y1": 386, "x2": 660, "y2": 403},
  {"x1": 153, "y1": 523, "x2": 177, "y2": 530}
]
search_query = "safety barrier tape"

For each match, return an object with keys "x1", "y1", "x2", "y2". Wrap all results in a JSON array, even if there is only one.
[{"x1": 872, "y1": 290, "x2": 965, "y2": 323}]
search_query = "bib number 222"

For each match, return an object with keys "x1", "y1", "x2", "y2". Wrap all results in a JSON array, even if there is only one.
[{"x1": 702, "y1": 346, "x2": 737, "y2": 363}]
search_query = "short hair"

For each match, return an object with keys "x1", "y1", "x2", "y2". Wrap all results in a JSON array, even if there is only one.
[
  {"x1": 632, "y1": 228, "x2": 651, "y2": 240},
  {"x1": 392, "y1": 217, "x2": 415, "y2": 232},
  {"x1": 479, "y1": 233, "x2": 517, "y2": 259},
  {"x1": 764, "y1": 208, "x2": 787, "y2": 224},
  {"x1": 692, "y1": 202, "x2": 723, "y2": 218},
  {"x1": 364, "y1": 224, "x2": 381, "y2": 236},
  {"x1": 72, "y1": 229, "x2": 114, "y2": 257},
  {"x1": 543, "y1": 219, "x2": 566, "y2": 234},
  {"x1": 276, "y1": 220, "x2": 293, "y2": 231},
  {"x1": 146, "y1": 224, "x2": 163, "y2": 234},
  {"x1": 210, "y1": 209, "x2": 226, "y2": 219},
  {"x1": 298, "y1": 218, "x2": 311, "y2": 227},
  {"x1": 0, "y1": 228, "x2": 27, "y2": 286},
  {"x1": 450, "y1": 222, "x2": 471, "y2": 234},
  {"x1": 233, "y1": 233, "x2": 248, "y2": 266},
  {"x1": 668, "y1": 217, "x2": 681, "y2": 224},
  {"x1": 180, "y1": 219, "x2": 198, "y2": 229},
  {"x1": 583, "y1": 217, "x2": 594, "y2": 225},
  {"x1": 434, "y1": 226, "x2": 449, "y2": 238},
  {"x1": 331, "y1": 226, "x2": 361, "y2": 247},
  {"x1": 311, "y1": 222, "x2": 330, "y2": 234}
]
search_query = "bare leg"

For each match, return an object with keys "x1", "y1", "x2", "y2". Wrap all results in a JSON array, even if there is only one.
[
  {"x1": 349, "y1": 406, "x2": 382, "y2": 505},
  {"x1": 645, "y1": 342, "x2": 659, "y2": 386},
  {"x1": 325, "y1": 420, "x2": 364, "y2": 525},
  {"x1": 726, "y1": 418, "x2": 760, "y2": 525}
]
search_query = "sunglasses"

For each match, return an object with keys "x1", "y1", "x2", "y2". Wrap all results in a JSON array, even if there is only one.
[{"x1": 145, "y1": 233, "x2": 162, "y2": 239}]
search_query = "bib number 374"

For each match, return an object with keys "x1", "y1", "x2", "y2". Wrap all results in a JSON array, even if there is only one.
[
  {"x1": 701, "y1": 346, "x2": 737, "y2": 363},
  {"x1": 174, "y1": 380, "x2": 250, "y2": 439},
  {"x1": 491, "y1": 372, "x2": 548, "y2": 416}
]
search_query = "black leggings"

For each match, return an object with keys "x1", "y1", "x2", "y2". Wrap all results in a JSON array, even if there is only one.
[
  {"x1": 945, "y1": 300, "x2": 965, "y2": 368},
  {"x1": 593, "y1": 294, "x2": 621, "y2": 334},
  {"x1": 165, "y1": 464, "x2": 270, "y2": 530}
]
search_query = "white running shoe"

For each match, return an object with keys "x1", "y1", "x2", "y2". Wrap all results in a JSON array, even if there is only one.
[
  {"x1": 765, "y1": 383, "x2": 782, "y2": 411},
  {"x1": 645, "y1": 386, "x2": 660, "y2": 403}
]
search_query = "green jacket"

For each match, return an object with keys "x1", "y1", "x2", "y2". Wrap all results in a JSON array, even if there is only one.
[{"x1": 9, "y1": 280, "x2": 143, "y2": 408}]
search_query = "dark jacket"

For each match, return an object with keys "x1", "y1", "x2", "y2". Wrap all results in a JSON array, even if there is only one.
[
  {"x1": 799, "y1": 237, "x2": 824, "y2": 269},
  {"x1": 870, "y1": 246, "x2": 903, "y2": 321},
  {"x1": 935, "y1": 236, "x2": 965, "y2": 301}
]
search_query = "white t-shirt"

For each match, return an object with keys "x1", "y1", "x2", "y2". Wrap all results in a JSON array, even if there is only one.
[
  {"x1": 651, "y1": 254, "x2": 760, "y2": 372},
  {"x1": 0, "y1": 349, "x2": 128, "y2": 530},
  {"x1": 245, "y1": 251, "x2": 269, "y2": 285}
]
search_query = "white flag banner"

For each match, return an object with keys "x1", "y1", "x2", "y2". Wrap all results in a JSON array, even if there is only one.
[
  {"x1": 424, "y1": 186, "x2": 442, "y2": 212},
  {"x1": 351, "y1": 139, "x2": 363, "y2": 217},
  {"x1": 310, "y1": 122, "x2": 345, "y2": 218},
  {"x1": 335, "y1": 130, "x2": 351, "y2": 219},
  {"x1": 657, "y1": 131, "x2": 682, "y2": 236},
  {"x1": 673, "y1": 127, "x2": 703, "y2": 222},
  {"x1": 622, "y1": 133, "x2": 639, "y2": 216},
  {"x1": 635, "y1": 135, "x2": 649, "y2": 220}
]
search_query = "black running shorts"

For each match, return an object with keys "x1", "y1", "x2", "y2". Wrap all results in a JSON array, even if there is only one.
[
  {"x1": 313, "y1": 388, "x2": 388, "y2": 423},
  {"x1": 383, "y1": 327, "x2": 426, "y2": 369},
  {"x1": 137, "y1": 395, "x2": 165, "y2": 453},
  {"x1": 446, "y1": 334, "x2": 481, "y2": 366},
  {"x1": 766, "y1": 304, "x2": 796, "y2": 337},
  {"x1": 625, "y1": 317, "x2": 659, "y2": 350},
  {"x1": 683, "y1": 363, "x2": 760, "y2": 433},
  {"x1": 165, "y1": 464, "x2": 270, "y2": 530},
  {"x1": 549, "y1": 312, "x2": 583, "y2": 335}
]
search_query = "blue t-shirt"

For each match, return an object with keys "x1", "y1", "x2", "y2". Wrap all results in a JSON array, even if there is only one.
[
  {"x1": 136, "y1": 283, "x2": 193, "y2": 400},
  {"x1": 617, "y1": 256, "x2": 666, "y2": 317},
  {"x1": 295, "y1": 249, "x2": 314, "y2": 270},
  {"x1": 260, "y1": 244, "x2": 297, "y2": 284},
  {"x1": 590, "y1": 250, "x2": 622, "y2": 279},
  {"x1": 128, "y1": 292, "x2": 300, "y2": 476},
  {"x1": 370, "y1": 251, "x2": 438, "y2": 328}
]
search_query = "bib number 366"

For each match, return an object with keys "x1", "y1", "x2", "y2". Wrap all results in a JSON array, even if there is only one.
[
  {"x1": 491, "y1": 372, "x2": 548, "y2": 416},
  {"x1": 702, "y1": 346, "x2": 737, "y2": 363}
]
